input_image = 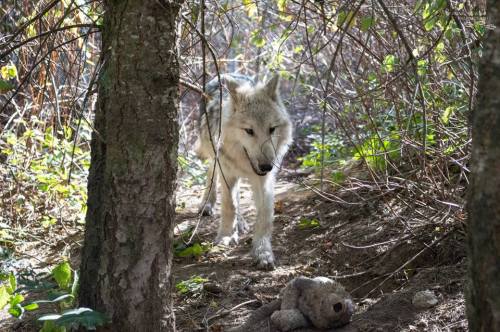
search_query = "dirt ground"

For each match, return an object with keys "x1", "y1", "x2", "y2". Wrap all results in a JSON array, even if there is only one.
[{"x1": 173, "y1": 175, "x2": 467, "y2": 332}]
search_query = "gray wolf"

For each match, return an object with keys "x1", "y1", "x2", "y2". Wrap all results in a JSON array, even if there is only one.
[{"x1": 194, "y1": 73, "x2": 293, "y2": 269}]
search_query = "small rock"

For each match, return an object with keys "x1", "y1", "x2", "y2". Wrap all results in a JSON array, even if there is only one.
[
  {"x1": 412, "y1": 290, "x2": 438, "y2": 309},
  {"x1": 203, "y1": 282, "x2": 223, "y2": 294}
]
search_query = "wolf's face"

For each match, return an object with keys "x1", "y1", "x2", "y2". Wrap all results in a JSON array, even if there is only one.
[{"x1": 224, "y1": 75, "x2": 292, "y2": 176}]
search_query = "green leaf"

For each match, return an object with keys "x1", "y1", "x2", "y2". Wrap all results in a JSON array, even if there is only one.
[
  {"x1": 52, "y1": 262, "x2": 72, "y2": 290},
  {"x1": 0, "y1": 64, "x2": 17, "y2": 80},
  {"x1": 40, "y1": 320, "x2": 67, "y2": 332},
  {"x1": 436, "y1": 0, "x2": 447, "y2": 11},
  {"x1": 242, "y1": 0, "x2": 257, "y2": 18},
  {"x1": 277, "y1": 0, "x2": 287, "y2": 11},
  {"x1": 39, "y1": 307, "x2": 109, "y2": 329},
  {"x1": 434, "y1": 41, "x2": 447, "y2": 63},
  {"x1": 175, "y1": 276, "x2": 208, "y2": 295},
  {"x1": 414, "y1": 0, "x2": 423, "y2": 13},
  {"x1": 41, "y1": 216, "x2": 57, "y2": 228},
  {"x1": 176, "y1": 243, "x2": 206, "y2": 258},
  {"x1": 383, "y1": 54, "x2": 397, "y2": 72},
  {"x1": 23, "y1": 303, "x2": 39, "y2": 311},
  {"x1": 7, "y1": 66, "x2": 17, "y2": 78},
  {"x1": 0, "y1": 79, "x2": 14, "y2": 93},
  {"x1": 34, "y1": 294, "x2": 74, "y2": 304},
  {"x1": 298, "y1": 218, "x2": 320, "y2": 230},
  {"x1": 7, "y1": 272, "x2": 16, "y2": 294},
  {"x1": 367, "y1": 72, "x2": 378, "y2": 85},
  {"x1": 293, "y1": 45, "x2": 304, "y2": 53},
  {"x1": 361, "y1": 16, "x2": 376, "y2": 31},
  {"x1": 417, "y1": 59, "x2": 427, "y2": 76},
  {"x1": 10, "y1": 293, "x2": 24, "y2": 306},
  {"x1": 0, "y1": 285, "x2": 10, "y2": 309},
  {"x1": 422, "y1": 3, "x2": 431, "y2": 19},
  {"x1": 331, "y1": 171, "x2": 346, "y2": 183},
  {"x1": 272, "y1": 51, "x2": 285, "y2": 69},
  {"x1": 337, "y1": 11, "x2": 356, "y2": 28},
  {"x1": 190, "y1": 4, "x2": 200, "y2": 23},
  {"x1": 8, "y1": 304, "x2": 24, "y2": 318},
  {"x1": 422, "y1": 0, "x2": 446, "y2": 31},
  {"x1": 353, "y1": 133, "x2": 401, "y2": 170},
  {"x1": 440, "y1": 106, "x2": 454, "y2": 124},
  {"x1": 435, "y1": 41, "x2": 445, "y2": 52},
  {"x1": 424, "y1": 17, "x2": 437, "y2": 31},
  {"x1": 250, "y1": 30, "x2": 266, "y2": 48},
  {"x1": 58, "y1": 308, "x2": 108, "y2": 328},
  {"x1": 473, "y1": 22, "x2": 486, "y2": 36}
]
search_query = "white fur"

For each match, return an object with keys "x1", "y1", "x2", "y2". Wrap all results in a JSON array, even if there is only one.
[{"x1": 195, "y1": 74, "x2": 293, "y2": 269}]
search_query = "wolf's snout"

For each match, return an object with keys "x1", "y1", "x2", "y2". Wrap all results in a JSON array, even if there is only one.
[{"x1": 258, "y1": 163, "x2": 273, "y2": 173}]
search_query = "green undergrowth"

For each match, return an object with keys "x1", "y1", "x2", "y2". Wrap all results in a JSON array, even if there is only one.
[
  {"x1": 0, "y1": 120, "x2": 97, "y2": 329},
  {"x1": 0, "y1": 119, "x2": 90, "y2": 228},
  {"x1": 0, "y1": 261, "x2": 108, "y2": 331}
]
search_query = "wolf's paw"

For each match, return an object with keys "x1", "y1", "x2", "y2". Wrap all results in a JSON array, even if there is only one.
[
  {"x1": 215, "y1": 232, "x2": 239, "y2": 246},
  {"x1": 237, "y1": 216, "x2": 249, "y2": 234},
  {"x1": 254, "y1": 251, "x2": 275, "y2": 270},
  {"x1": 252, "y1": 240, "x2": 275, "y2": 270},
  {"x1": 199, "y1": 203, "x2": 213, "y2": 216}
]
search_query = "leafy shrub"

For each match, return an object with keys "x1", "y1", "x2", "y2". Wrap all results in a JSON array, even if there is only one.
[
  {"x1": 0, "y1": 261, "x2": 108, "y2": 331},
  {"x1": 0, "y1": 121, "x2": 90, "y2": 226},
  {"x1": 299, "y1": 131, "x2": 348, "y2": 169},
  {"x1": 353, "y1": 133, "x2": 401, "y2": 171},
  {"x1": 176, "y1": 276, "x2": 208, "y2": 296}
]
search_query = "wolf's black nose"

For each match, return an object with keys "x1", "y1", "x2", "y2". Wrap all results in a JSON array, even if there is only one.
[{"x1": 259, "y1": 164, "x2": 273, "y2": 172}]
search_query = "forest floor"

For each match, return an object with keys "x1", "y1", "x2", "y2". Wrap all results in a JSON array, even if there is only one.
[
  {"x1": 172, "y1": 173, "x2": 468, "y2": 332},
  {"x1": 0, "y1": 170, "x2": 468, "y2": 331}
]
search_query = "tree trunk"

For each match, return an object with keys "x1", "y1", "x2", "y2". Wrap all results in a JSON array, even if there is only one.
[
  {"x1": 467, "y1": 1, "x2": 500, "y2": 331},
  {"x1": 79, "y1": 0, "x2": 182, "y2": 330}
]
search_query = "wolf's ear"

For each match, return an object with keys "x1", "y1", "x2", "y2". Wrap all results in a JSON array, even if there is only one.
[
  {"x1": 264, "y1": 74, "x2": 280, "y2": 101},
  {"x1": 225, "y1": 76, "x2": 241, "y2": 103}
]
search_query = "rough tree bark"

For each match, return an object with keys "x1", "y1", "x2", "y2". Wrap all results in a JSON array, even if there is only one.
[
  {"x1": 78, "y1": 0, "x2": 182, "y2": 330},
  {"x1": 467, "y1": 1, "x2": 500, "y2": 331}
]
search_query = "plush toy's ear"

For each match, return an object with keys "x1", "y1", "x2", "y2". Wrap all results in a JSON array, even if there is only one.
[
  {"x1": 264, "y1": 74, "x2": 280, "y2": 101},
  {"x1": 225, "y1": 76, "x2": 241, "y2": 104}
]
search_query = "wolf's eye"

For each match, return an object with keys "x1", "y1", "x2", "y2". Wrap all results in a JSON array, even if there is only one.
[
  {"x1": 269, "y1": 127, "x2": 276, "y2": 134},
  {"x1": 244, "y1": 128, "x2": 254, "y2": 136}
]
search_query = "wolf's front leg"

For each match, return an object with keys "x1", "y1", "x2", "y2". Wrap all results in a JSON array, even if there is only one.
[
  {"x1": 199, "y1": 159, "x2": 218, "y2": 216},
  {"x1": 215, "y1": 176, "x2": 240, "y2": 246},
  {"x1": 251, "y1": 175, "x2": 276, "y2": 270}
]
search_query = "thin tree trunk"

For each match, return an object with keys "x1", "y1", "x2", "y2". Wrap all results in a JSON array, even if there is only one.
[
  {"x1": 79, "y1": 0, "x2": 182, "y2": 330},
  {"x1": 467, "y1": 1, "x2": 500, "y2": 331}
]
